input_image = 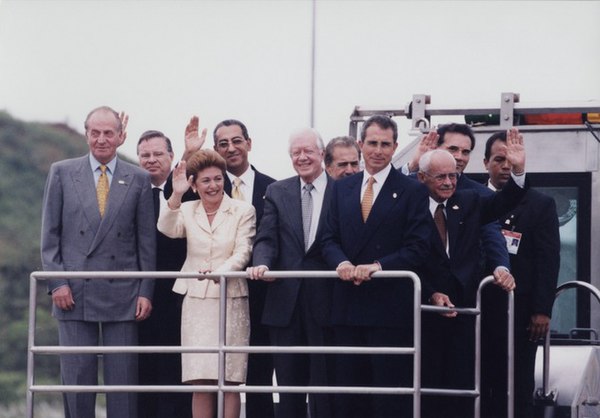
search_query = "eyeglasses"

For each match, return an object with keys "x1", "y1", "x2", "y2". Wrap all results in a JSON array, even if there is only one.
[
  {"x1": 216, "y1": 138, "x2": 247, "y2": 149},
  {"x1": 422, "y1": 172, "x2": 458, "y2": 182}
]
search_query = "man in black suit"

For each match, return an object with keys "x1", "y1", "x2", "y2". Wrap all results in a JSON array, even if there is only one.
[
  {"x1": 322, "y1": 115, "x2": 432, "y2": 418},
  {"x1": 165, "y1": 117, "x2": 277, "y2": 417},
  {"x1": 481, "y1": 130, "x2": 560, "y2": 418},
  {"x1": 247, "y1": 128, "x2": 334, "y2": 418},
  {"x1": 211, "y1": 119, "x2": 277, "y2": 418},
  {"x1": 416, "y1": 134, "x2": 527, "y2": 417},
  {"x1": 404, "y1": 123, "x2": 510, "y2": 275},
  {"x1": 136, "y1": 130, "x2": 192, "y2": 418}
]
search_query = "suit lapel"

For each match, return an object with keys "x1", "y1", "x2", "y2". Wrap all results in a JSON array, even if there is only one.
[
  {"x1": 71, "y1": 156, "x2": 102, "y2": 233},
  {"x1": 192, "y1": 201, "x2": 213, "y2": 234},
  {"x1": 209, "y1": 194, "x2": 233, "y2": 232},
  {"x1": 338, "y1": 174, "x2": 368, "y2": 258},
  {"x1": 313, "y1": 175, "x2": 333, "y2": 240},
  {"x1": 280, "y1": 177, "x2": 305, "y2": 251},
  {"x1": 446, "y1": 195, "x2": 462, "y2": 259},
  {"x1": 306, "y1": 175, "x2": 334, "y2": 254},
  {"x1": 251, "y1": 166, "x2": 264, "y2": 208},
  {"x1": 346, "y1": 173, "x2": 365, "y2": 232},
  {"x1": 224, "y1": 175, "x2": 233, "y2": 197}
]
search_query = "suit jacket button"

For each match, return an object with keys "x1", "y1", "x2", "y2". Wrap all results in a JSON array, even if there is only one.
[
  {"x1": 111, "y1": 255, "x2": 115, "y2": 260},
  {"x1": 80, "y1": 230, "x2": 84, "y2": 235}
]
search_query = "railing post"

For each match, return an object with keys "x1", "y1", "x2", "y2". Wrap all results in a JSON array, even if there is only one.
[
  {"x1": 412, "y1": 272, "x2": 422, "y2": 418},
  {"x1": 475, "y1": 276, "x2": 515, "y2": 418},
  {"x1": 217, "y1": 274, "x2": 227, "y2": 418},
  {"x1": 507, "y1": 288, "x2": 515, "y2": 418},
  {"x1": 26, "y1": 274, "x2": 38, "y2": 418}
]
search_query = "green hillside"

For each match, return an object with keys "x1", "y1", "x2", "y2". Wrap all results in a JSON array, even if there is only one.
[{"x1": 0, "y1": 111, "x2": 130, "y2": 407}]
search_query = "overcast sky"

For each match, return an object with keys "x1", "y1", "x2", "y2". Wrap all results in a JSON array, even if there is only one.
[{"x1": 1, "y1": 0, "x2": 599, "y2": 179}]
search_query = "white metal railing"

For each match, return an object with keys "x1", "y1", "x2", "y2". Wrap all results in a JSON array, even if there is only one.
[
  {"x1": 27, "y1": 271, "x2": 513, "y2": 418},
  {"x1": 535, "y1": 280, "x2": 600, "y2": 406}
]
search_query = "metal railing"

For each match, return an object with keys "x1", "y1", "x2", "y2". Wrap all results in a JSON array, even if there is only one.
[
  {"x1": 535, "y1": 280, "x2": 600, "y2": 405},
  {"x1": 27, "y1": 271, "x2": 513, "y2": 418}
]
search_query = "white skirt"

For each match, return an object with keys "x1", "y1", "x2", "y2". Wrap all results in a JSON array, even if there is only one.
[{"x1": 180, "y1": 295, "x2": 250, "y2": 383}]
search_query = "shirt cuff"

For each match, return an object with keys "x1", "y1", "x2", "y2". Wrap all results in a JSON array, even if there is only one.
[
  {"x1": 494, "y1": 265, "x2": 510, "y2": 274},
  {"x1": 337, "y1": 260, "x2": 352, "y2": 269},
  {"x1": 510, "y1": 171, "x2": 526, "y2": 188}
]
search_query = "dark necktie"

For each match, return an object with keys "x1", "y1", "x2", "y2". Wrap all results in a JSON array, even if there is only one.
[
  {"x1": 152, "y1": 187, "x2": 161, "y2": 223},
  {"x1": 434, "y1": 203, "x2": 447, "y2": 249}
]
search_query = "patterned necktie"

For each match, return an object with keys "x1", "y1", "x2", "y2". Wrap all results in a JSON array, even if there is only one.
[
  {"x1": 96, "y1": 164, "x2": 109, "y2": 217},
  {"x1": 302, "y1": 183, "x2": 314, "y2": 251},
  {"x1": 361, "y1": 176, "x2": 375, "y2": 222},
  {"x1": 231, "y1": 177, "x2": 245, "y2": 201},
  {"x1": 152, "y1": 187, "x2": 161, "y2": 223},
  {"x1": 434, "y1": 203, "x2": 447, "y2": 249}
]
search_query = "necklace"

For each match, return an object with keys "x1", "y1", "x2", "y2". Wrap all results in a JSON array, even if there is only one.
[{"x1": 205, "y1": 209, "x2": 218, "y2": 216}]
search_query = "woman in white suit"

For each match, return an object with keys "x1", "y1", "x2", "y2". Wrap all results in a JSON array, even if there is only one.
[{"x1": 158, "y1": 149, "x2": 256, "y2": 418}]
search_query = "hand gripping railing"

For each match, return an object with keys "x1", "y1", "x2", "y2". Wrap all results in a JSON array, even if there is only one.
[
  {"x1": 535, "y1": 280, "x2": 600, "y2": 405},
  {"x1": 27, "y1": 271, "x2": 513, "y2": 418}
]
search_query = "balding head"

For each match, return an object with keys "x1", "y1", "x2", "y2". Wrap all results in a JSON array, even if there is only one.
[{"x1": 418, "y1": 149, "x2": 458, "y2": 202}]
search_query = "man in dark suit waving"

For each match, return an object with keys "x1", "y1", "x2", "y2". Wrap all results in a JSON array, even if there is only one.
[
  {"x1": 322, "y1": 115, "x2": 432, "y2": 418},
  {"x1": 41, "y1": 106, "x2": 156, "y2": 418},
  {"x1": 417, "y1": 128, "x2": 526, "y2": 418},
  {"x1": 481, "y1": 130, "x2": 560, "y2": 418},
  {"x1": 248, "y1": 128, "x2": 334, "y2": 418}
]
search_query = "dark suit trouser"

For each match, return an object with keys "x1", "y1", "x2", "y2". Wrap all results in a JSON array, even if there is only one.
[
  {"x1": 58, "y1": 320, "x2": 138, "y2": 418},
  {"x1": 269, "y1": 287, "x2": 333, "y2": 418},
  {"x1": 481, "y1": 287, "x2": 538, "y2": 418},
  {"x1": 421, "y1": 312, "x2": 475, "y2": 418},
  {"x1": 332, "y1": 325, "x2": 413, "y2": 418},
  {"x1": 246, "y1": 280, "x2": 275, "y2": 418},
  {"x1": 138, "y1": 284, "x2": 192, "y2": 418}
]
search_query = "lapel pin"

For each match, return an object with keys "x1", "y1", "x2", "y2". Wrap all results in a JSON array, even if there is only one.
[
  {"x1": 452, "y1": 205, "x2": 459, "y2": 210},
  {"x1": 118, "y1": 180, "x2": 126, "y2": 185},
  {"x1": 392, "y1": 192, "x2": 397, "y2": 199}
]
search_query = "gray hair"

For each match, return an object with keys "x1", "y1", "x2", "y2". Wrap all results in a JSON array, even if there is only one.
[
  {"x1": 324, "y1": 136, "x2": 360, "y2": 167},
  {"x1": 288, "y1": 128, "x2": 325, "y2": 154},
  {"x1": 419, "y1": 149, "x2": 455, "y2": 173}
]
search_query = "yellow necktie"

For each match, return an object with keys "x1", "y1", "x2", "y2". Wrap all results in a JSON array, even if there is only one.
[
  {"x1": 361, "y1": 176, "x2": 375, "y2": 222},
  {"x1": 97, "y1": 165, "x2": 109, "y2": 217},
  {"x1": 231, "y1": 177, "x2": 245, "y2": 201}
]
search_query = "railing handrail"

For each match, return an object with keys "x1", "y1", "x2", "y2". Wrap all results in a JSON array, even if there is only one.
[{"x1": 27, "y1": 270, "x2": 512, "y2": 418}]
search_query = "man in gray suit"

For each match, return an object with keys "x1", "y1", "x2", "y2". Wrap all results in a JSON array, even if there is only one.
[{"x1": 41, "y1": 106, "x2": 156, "y2": 418}]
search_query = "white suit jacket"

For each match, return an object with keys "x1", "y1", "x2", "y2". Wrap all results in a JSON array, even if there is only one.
[{"x1": 158, "y1": 194, "x2": 256, "y2": 299}]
